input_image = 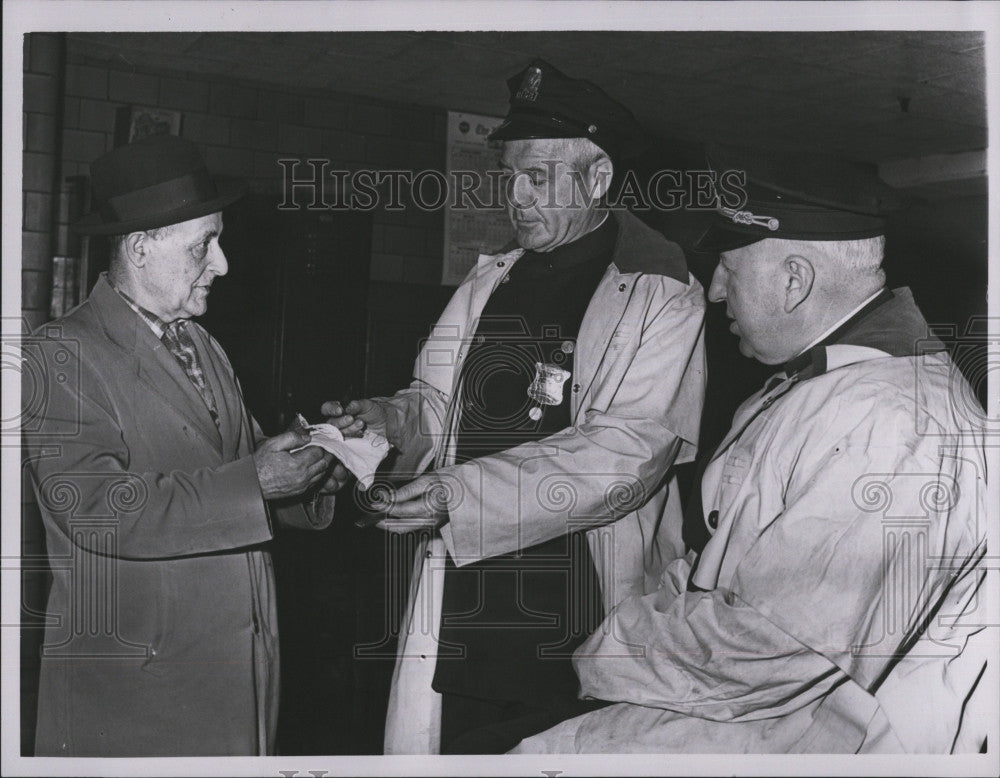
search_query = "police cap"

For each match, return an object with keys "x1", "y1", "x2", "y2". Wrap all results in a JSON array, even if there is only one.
[
  {"x1": 488, "y1": 58, "x2": 647, "y2": 161},
  {"x1": 695, "y1": 143, "x2": 902, "y2": 253}
]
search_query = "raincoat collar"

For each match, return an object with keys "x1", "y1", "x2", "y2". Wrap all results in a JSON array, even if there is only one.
[
  {"x1": 482, "y1": 209, "x2": 688, "y2": 283},
  {"x1": 782, "y1": 287, "x2": 943, "y2": 382}
]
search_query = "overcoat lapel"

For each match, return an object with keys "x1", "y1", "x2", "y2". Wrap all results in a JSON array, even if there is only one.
[
  {"x1": 188, "y1": 325, "x2": 244, "y2": 459},
  {"x1": 137, "y1": 329, "x2": 223, "y2": 452},
  {"x1": 90, "y1": 275, "x2": 223, "y2": 454}
]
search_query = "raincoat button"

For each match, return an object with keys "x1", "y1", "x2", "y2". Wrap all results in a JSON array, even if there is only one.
[
  {"x1": 707, "y1": 510, "x2": 719, "y2": 529},
  {"x1": 573, "y1": 384, "x2": 580, "y2": 393},
  {"x1": 497, "y1": 261, "x2": 506, "y2": 268},
  {"x1": 618, "y1": 283, "x2": 627, "y2": 292}
]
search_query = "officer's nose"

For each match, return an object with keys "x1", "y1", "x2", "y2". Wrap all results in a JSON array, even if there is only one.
[{"x1": 707, "y1": 263, "x2": 728, "y2": 303}]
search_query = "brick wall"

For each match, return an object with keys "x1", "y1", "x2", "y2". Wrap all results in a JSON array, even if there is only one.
[{"x1": 58, "y1": 50, "x2": 447, "y2": 287}]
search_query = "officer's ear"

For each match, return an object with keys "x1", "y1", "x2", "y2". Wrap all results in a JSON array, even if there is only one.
[
  {"x1": 782, "y1": 254, "x2": 814, "y2": 313},
  {"x1": 585, "y1": 154, "x2": 614, "y2": 201}
]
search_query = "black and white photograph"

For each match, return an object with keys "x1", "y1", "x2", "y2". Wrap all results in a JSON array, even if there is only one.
[{"x1": 2, "y1": 2, "x2": 998, "y2": 776}]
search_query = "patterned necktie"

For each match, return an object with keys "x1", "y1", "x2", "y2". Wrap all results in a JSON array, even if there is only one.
[{"x1": 161, "y1": 320, "x2": 220, "y2": 428}]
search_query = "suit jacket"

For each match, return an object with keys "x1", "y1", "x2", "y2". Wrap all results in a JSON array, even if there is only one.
[
  {"x1": 380, "y1": 210, "x2": 707, "y2": 753},
  {"x1": 22, "y1": 273, "x2": 329, "y2": 756}
]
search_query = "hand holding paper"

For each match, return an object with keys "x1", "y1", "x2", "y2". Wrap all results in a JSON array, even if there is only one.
[
  {"x1": 293, "y1": 414, "x2": 390, "y2": 490},
  {"x1": 254, "y1": 428, "x2": 332, "y2": 500},
  {"x1": 320, "y1": 399, "x2": 387, "y2": 439}
]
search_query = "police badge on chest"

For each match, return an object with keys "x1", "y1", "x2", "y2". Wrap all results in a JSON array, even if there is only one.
[{"x1": 526, "y1": 361, "x2": 571, "y2": 420}]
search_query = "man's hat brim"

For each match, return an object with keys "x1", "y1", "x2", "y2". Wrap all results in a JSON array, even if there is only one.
[{"x1": 73, "y1": 179, "x2": 246, "y2": 236}]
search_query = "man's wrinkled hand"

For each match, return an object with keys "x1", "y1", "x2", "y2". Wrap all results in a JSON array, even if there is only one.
[
  {"x1": 320, "y1": 398, "x2": 386, "y2": 439},
  {"x1": 254, "y1": 429, "x2": 333, "y2": 500},
  {"x1": 376, "y1": 474, "x2": 449, "y2": 533},
  {"x1": 317, "y1": 461, "x2": 351, "y2": 494}
]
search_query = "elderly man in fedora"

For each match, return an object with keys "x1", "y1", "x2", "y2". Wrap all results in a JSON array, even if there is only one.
[
  {"x1": 324, "y1": 59, "x2": 706, "y2": 754},
  {"x1": 511, "y1": 145, "x2": 989, "y2": 754},
  {"x1": 22, "y1": 133, "x2": 349, "y2": 756}
]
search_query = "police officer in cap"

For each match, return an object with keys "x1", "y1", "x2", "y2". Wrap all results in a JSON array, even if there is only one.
[
  {"x1": 324, "y1": 59, "x2": 707, "y2": 753},
  {"x1": 512, "y1": 144, "x2": 988, "y2": 755}
]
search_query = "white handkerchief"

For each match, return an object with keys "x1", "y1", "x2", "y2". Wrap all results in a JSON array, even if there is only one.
[{"x1": 296, "y1": 423, "x2": 391, "y2": 490}]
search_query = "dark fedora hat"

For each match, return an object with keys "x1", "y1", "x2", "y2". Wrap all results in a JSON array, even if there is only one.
[{"x1": 74, "y1": 133, "x2": 246, "y2": 235}]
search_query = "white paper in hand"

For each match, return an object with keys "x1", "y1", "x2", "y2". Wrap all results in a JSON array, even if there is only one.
[{"x1": 295, "y1": 421, "x2": 390, "y2": 490}]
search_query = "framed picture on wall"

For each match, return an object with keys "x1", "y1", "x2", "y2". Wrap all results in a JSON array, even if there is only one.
[{"x1": 113, "y1": 105, "x2": 182, "y2": 146}]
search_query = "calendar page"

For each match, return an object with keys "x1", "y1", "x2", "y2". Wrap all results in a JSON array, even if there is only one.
[{"x1": 441, "y1": 111, "x2": 513, "y2": 286}]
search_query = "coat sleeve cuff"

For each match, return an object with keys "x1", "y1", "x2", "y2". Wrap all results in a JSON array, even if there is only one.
[{"x1": 439, "y1": 521, "x2": 456, "y2": 558}]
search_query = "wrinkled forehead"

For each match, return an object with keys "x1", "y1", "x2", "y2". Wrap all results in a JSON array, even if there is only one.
[
  {"x1": 499, "y1": 138, "x2": 577, "y2": 168},
  {"x1": 719, "y1": 238, "x2": 791, "y2": 268}
]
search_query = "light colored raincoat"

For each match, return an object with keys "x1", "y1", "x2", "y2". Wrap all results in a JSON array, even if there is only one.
[
  {"x1": 376, "y1": 211, "x2": 707, "y2": 754},
  {"x1": 513, "y1": 326, "x2": 989, "y2": 754}
]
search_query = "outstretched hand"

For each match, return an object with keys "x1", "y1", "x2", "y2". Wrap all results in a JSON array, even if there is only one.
[
  {"x1": 374, "y1": 474, "x2": 449, "y2": 533},
  {"x1": 321, "y1": 399, "x2": 386, "y2": 439}
]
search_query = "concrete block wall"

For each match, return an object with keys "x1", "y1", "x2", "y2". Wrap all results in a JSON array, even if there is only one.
[
  {"x1": 22, "y1": 34, "x2": 65, "y2": 334},
  {"x1": 57, "y1": 51, "x2": 448, "y2": 288}
]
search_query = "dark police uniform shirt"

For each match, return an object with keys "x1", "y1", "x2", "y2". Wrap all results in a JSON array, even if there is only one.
[{"x1": 432, "y1": 216, "x2": 616, "y2": 705}]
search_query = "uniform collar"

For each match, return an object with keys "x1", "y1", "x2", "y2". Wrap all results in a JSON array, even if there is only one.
[
  {"x1": 781, "y1": 287, "x2": 943, "y2": 381},
  {"x1": 485, "y1": 209, "x2": 689, "y2": 284}
]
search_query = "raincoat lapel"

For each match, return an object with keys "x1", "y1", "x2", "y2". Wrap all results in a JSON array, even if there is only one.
[
  {"x1": 433, "y1": 249, "x2": 522, "y2": 467},
  {"x1": 457, "y1": 248, "x2": 523, "y2": 393},
  {"x1": 573, "y1": 265, "x2": 633, "y2": 420}
]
